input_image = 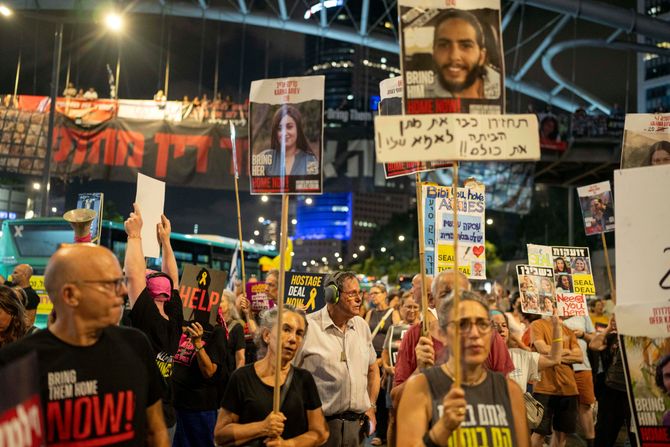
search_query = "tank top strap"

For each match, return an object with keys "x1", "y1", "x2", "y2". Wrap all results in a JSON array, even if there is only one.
[{"x1": 423, "y1": 366, "x2": 453, "y2": 427}]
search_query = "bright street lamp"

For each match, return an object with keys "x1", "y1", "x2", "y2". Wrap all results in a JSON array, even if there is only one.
[
  {"x1": 258, "y1": 216, "x2": 265, "y2": 223},
  {"x1": 305, "y1": 197, "x2": 313, "y2": 205},
  {"x1": 261, "y1": 195, "x2": 269, "y2": 203},
  {"x1": 380, "y1": 247, "x2": 387, "y2": 253},
  {"x1": 352, "y1": 253, "x2": 358, "y2": 259},
  {"x1": 398, "y1": 235, "x2": 406, "y2": 242},
  {"x1": 104, "y1": 12, "x2": 124, "y2": 33},
  {"x1": 359, "y1": 245, "x2": 365, "y2": 252},
  {"x1": 0, "y1": 4, "x2": 13, "y2": 17}
]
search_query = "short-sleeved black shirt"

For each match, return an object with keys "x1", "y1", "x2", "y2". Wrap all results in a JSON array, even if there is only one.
[
  {"x1": 221, "y1": 364, "x2": 322, "y2": 443},
  {"x1": 0, "y1": 326, "x2": 164, "y2": 446},
  {"x1": 23, "y1": 286, "x2": 41, "y2": 311},
  {"x1": 226, "y1": 321, "x2": 245, "y2": 371},
  {"x1": 173, "y1": 325, "x2": 228, "y2": 411}
]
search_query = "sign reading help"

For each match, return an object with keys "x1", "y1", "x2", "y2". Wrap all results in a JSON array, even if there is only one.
[{"x1": 374, "y1": 113, "x2": 540, "y2": 163}]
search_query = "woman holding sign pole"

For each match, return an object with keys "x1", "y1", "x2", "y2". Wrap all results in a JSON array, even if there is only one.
[
  {"x1": 396, "y1": 291, "x2": 529, "y2": 447},
  {"x1": 214, "y1": 306, "x2": 328, "y2": 447}
]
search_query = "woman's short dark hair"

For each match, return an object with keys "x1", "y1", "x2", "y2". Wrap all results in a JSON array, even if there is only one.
[
  {"x1": 0, "y1": 285, "x2": 28, "y2": 345},
  {"x1": 270, "y1": 105, "x2": 314, "y2": 157},
  {"x1": 647, "y1": 141, "x2": 670, "y2": 165}
]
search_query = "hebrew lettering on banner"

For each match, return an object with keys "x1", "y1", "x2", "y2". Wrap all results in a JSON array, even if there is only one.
[
  {"x1": 527, "y1": 244, "x2": 596, "y2": 296},
  {"x1": 374, "y1": 113, "x2": 540, "y2": 163},
  {"x1": 423, "y1": 181, "x2": 486, "y2": 280}
]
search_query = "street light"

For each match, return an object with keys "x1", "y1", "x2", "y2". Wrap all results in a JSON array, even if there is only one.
[
  {"x1": 305, "y1": 197, "x2": 313, "y2": 205},
  {"x1": 352, "y1": 253, "x2": 358, "y2": 259},
  {"x1": 253, "y1": 230, "x2": 260, "y2": 236},
  {"x1": 249, "y1": 238, "x2": 255, "y2": 244},
  {"x1": 486, "y1": 218, "x2": 494, "y2": 225},
  {"x1": 104, "y1": 12, "x2": 124, "y2": 33},
  {"x1": 0, "y1": 4, "x2": 12, "y2": 17},
  {"x1": 359, "y1": 245, "x2": 365, "y2": 252},
  {"x1": 380, "y1": 247, "x2": 387, "y2": 253},
  {"x1": 398, "y1": 235, "x2": 406, "y2": 242},
  {"x1": 258, "y1": 216, "x2": 265, "y2": 223},
  {"x1": 261, "y1": 195, "x2": 269, "y2": 203},
  {"x1": 334, "y1": 252, "x2": 340, "y2": 258},
  {"x1": 291, "y1": 218, "x2": 298, "y2": 225}
]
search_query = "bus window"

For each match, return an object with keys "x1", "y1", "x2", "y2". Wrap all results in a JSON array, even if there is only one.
[{"x1": 9, "y1": 223, "x2": 71, "y2": 257}]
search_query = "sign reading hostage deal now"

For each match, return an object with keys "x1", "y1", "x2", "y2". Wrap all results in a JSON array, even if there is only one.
[{"x1": 284, "y1": 272, "x2": 326, "y2": 313}]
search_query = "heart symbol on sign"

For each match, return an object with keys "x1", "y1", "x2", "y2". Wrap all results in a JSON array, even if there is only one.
[{"x1": 472, "y1": 246, "x2": 484, "y2": 257}]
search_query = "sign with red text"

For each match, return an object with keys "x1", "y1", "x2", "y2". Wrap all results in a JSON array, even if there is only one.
[
  {"x1": 620, "y1": 335, "x2": 670, "y2": 446},
  {"x1": 179, "y1": 264, "x2": 226, "y2": 327},
  {"x1": 423, "y1": 181, "x2": 486, "y2": 279},
  {"x1": 248, "y1": 75, "x2": 324, "y2": 194},
  {"x1": 0, "y1": 353, "x2": 43, "y2": 447},
  {"x1": 555, "y1": 292, "x2": 588, "y2": 317},
  {"x1": 399, "y1": 0, "x2": 505, "y2": 115}
]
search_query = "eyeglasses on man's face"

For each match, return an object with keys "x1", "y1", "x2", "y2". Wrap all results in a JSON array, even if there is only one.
[
  {"x1": 73, "y1": 277, "x2": 127, "y2": 295},
  {"x1": 342, "y1": 289, "x2": 363, "y2": 299}
]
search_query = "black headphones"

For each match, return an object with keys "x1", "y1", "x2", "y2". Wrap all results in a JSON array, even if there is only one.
[{"x1": 324, "y1": 271, "x2": 347, "y2": 304}]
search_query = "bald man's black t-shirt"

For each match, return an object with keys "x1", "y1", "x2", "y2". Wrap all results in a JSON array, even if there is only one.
[
  {"x1": 0, "y1": 326, "x2": 164, "y2": 446},
  {"x1": 23, "y1": 286, "x2": 40, "y2": 311}
]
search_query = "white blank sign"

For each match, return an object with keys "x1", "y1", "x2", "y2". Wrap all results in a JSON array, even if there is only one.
[{"x1": 135, "y1": 173, "x2": 165, "y2": 258}]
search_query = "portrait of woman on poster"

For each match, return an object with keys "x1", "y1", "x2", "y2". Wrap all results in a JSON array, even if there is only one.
[
  {"x1": 554, "y1": 257, "x2": 571, "y2": 274},
  {"x1": 646, "y1": 141, "x2": 670, "y2": 166},
  {"x1": 572, "y1": 257, "x2": 590, "y2": 274},
  {"x1": 539, "y1": 277, "x2": 554, "y2": 296},
  {"x1": 522, "y1": 291, "x2": 540, "y2": 313},
  {"x1": 259, "y1": 105, "x2": 319, "y2": 177},
  {"x1": 556, "y1": 274, "x2": 573, "y2": 293}
]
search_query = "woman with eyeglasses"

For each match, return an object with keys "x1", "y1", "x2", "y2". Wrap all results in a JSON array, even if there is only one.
[
  {"x1": 365, "y1": 283, "x2": 399, "y2": 446},
  {"x1": 396, "y1": 291, "x2": 530, "y2": 447},
  {"x1": 490, "y1": 310, "x2": 562, "y2": 391}
]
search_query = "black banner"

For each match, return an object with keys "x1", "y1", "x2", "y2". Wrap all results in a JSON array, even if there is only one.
[
  {"x1": 0, "y1": 108, "x2": 251, "y2": 190},
  {"x1": 284, "y1": 272, "x2": 326, "y2": 313}
]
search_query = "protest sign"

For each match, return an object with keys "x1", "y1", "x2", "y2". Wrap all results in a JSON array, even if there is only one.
[
  {"x1": 135, "y1": 173, "x2": 165, "y2": 258},
  {"x1": 620, "y1": 113, "x2": 670, "y2": 169},
  {"x1": 615, "y1": 165, "x2": 670, "y2": 304},
  {"x1": 284, "y1": 272, "x2": 326, "y2": 313},
  {"x1": 576, "y1": 181, "x2": 614, "y2": 235},
  {"x1": 179, "y1": 264, "x2": 226, "y2": 327},
  {"x1": 386, "y1": 324, "x2": 411, "y2": 367},
  {"x1": 379, "y1": 77, "x2": 451, "y2": 178},
  {"x1": 0, "y1": 353, "x2": 43, "y2": 446},
  {"x1": 399, "y1": 0, "x2": 505, "y2": 115},
  {"x1": 621, "y1": 335, "x2": 670, "y2": 446},
  {"x1": 423, "y1": 181, "x2": 486, "y2": 279},
  {"x1": 528, "y1": 244, "x2": 596, "y2": 296},
  {"x1": 516, "y1": 265, "x2": 555, "y2": 316},
  {"x1": 249, "y1": 75, "x2": 324, "y2": 194},
  {"x1": 247, "y1": 281, "x2": 274, "y2": 313},
  {"x1": 76, "y1": 192, "x2": 104, "y2": 244},
  {"x1": 555, "y1": 292, "x2": 588, "y2": 317},
  {"x1": 374, "y1": 113, "x2": 540, "y2": 163}
]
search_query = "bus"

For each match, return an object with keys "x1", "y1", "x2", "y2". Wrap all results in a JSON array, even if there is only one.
[{"x1": 0, "y1": 217, "x2": 276, "y2": 278}]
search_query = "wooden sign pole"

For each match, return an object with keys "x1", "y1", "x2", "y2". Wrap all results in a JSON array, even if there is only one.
[
  {"x1": 415, "y1": 173, "x2": 430, "y2": 336},
  {"x1": 272, "y1": 194, "x2": 290, "y2": 413},
  {"x1": 233, "y1": 174, "x2": 247, "y2": 287},
  {"x1": 451, "y1": 162, "x2": 462, "y2": 388}
]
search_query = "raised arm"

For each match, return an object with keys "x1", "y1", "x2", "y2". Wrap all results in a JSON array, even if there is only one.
[
  {"x1": 124, "y1": 203, "x2": 147, "y2": 308},
  {"x1": 157, "y1": 214, "x2": 179, "y2": 288},
  {"x1": 186, "y1": 322, "x2": 218, "y2": 378},
  {"x1": 538, "y1": 311, "x2": 563, "y2": 369}
]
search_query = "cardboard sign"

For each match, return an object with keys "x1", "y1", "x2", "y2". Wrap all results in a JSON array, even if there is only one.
[
  {"x1": 615, "y1": 164, "x2": 670, "y2": 336},
  {"x1": 620, "y1": 113, "x2": 670, "y2": 169},
  {"x1": 379, "y1": 77, "x2": 451, "y2": 178},
  {"x1": 576, "y1": 181, "x2": 614, "y2": 235},
  {"x1": 247, "y1": 281, "x2": 274, "y2": 313},
  {"x1": 248, "y1": 75, "x2": 325, "y2": 194},
  {"x1": 284, "y1": 272, "x2": 326, "y2": 313},
  {"x1": 76, "y1": 192, "x2": 104, "y2": 244},
  {"x1": 516, "y1": 265, "x2": 555, "y2": 316},
  {"x1": 423, "y1": 182, "x2": 486, "y2": 279},
  {"x1": 135, "y1": 173, "x2": 165, "y2": 258},
  {"x1": 374, "y1": 113, "x2": 540, "y2": 163},
  {"x1": 178, "y1": 264, "x2": 226, "y2": 327},
  {"x1": 621, "y1": 335, "x2": 670, "y2": 446},
  {"x1": 386, "y1": 324, "x2": 411, "y2": 367},
  {"x1": 0, "y1": 353, "x2": 44, "y2": 446},
  {"x1": 527, "y1": 244, "x2": 596, "y2": 295},
  {"x1": 555, "y1": 292, "x2": 588, "y2": 317},
  {"x1": 399, "y1": 0, "x2": 505, "y2": 115}
]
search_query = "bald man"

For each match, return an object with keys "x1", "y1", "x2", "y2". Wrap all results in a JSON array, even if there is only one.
[
  {"x1": 0, "y1": 244, "x2": 169, "y2": 446},
  {"x1": 7, "y1": 263, "x2": 40, "y2": 326}
]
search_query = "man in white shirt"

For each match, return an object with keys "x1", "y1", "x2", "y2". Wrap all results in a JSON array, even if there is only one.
[{"x1": 295, "y1": 271, "x2": 379, "y2": 447}]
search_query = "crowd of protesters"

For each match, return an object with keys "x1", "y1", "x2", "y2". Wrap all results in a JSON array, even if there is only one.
[{"x1": 0, "y1": 203, "x2": 632, "y2": 447}]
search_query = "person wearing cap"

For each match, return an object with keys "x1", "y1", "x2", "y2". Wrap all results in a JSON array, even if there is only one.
[{"x1": 124, "y1": 203, "x2": 184, "y2": 441}]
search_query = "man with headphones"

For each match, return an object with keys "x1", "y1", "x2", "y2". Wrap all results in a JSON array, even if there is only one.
[{"x1": 295, "y1": 271, "x2": 380, "y2": 447}]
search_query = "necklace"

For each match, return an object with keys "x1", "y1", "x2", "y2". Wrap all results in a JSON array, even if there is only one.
[{"x1": 442, "y1": 363, "x2": 487, "y2": 387}]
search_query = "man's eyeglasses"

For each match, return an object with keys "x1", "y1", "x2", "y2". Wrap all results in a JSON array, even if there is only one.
[
  {"x1": 447, "y1": 318, "x2": 493, "y2": 334},
  {"x1": 342, "y1": 290, "x2": 363, "y2": 299},
  {"x1": 74, "y1": 277, "x2": 127, "y2": 295}
]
